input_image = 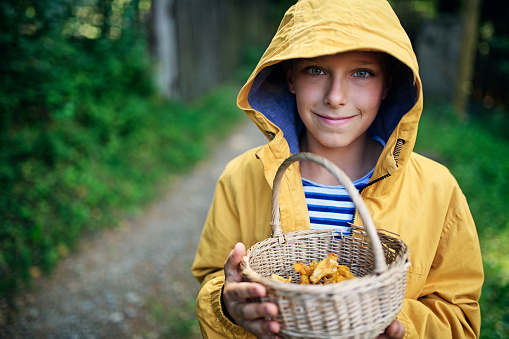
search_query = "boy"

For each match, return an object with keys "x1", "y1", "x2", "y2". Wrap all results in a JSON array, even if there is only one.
[{"x1": 191, "y1": 0, "x2": 484, "y2": 338}]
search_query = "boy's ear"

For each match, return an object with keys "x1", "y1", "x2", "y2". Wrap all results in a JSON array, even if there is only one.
[{"x1": 283, "y1": 61, "x2": 296, "y2": 94}]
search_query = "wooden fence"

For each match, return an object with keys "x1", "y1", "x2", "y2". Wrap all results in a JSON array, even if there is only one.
[{"x1": 151, "y1": 0, "x2": 275, "y2": 101}]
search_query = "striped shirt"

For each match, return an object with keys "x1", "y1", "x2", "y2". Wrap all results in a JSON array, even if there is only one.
[{"x1": 302, "y1": 168, "x2": 373, "y2": 234}]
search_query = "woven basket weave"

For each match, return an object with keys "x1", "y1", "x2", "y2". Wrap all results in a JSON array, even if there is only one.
[{"x1": 241, "y1": 152, "x2": 410, "y2": 339}]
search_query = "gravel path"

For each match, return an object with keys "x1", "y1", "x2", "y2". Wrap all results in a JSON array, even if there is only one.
[{"x1": 1, "y1": 118, "x2": 266, "y2": 339}]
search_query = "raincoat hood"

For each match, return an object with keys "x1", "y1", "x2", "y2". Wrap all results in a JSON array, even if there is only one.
[{"x1": 237, "y1": 0, "x2": 422, "y2": 187}]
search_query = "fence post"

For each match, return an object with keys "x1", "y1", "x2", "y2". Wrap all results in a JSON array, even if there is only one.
[{"x1": 152, "y1": 0, "x2": 179, "y2": 99}]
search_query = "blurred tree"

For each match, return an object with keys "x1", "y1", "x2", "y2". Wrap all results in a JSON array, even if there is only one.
[
  {"x1": 390, "y1": 0, "x2": 509, "y2": 116},
  {"x1": 453, "y1": 0, "x2": 482, "y2": 120},
  {"x1": 151, "y1": 0, "x2": 179, "y2": 98},
  {"x1": 437, "y1": 0, "x2": 461, "y2": 13},
  {"x1": 473, "y1": 1, "x2": 509, "y2": 112}
]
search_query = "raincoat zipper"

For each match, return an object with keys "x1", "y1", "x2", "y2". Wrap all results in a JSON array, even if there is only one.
[{"x1": 353, "y1": 138, "x2": 405, "y2": 223}]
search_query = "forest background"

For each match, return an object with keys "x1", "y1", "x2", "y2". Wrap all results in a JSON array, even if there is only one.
[{"x1": 0, "y1": 0, "x2": 508, "y2": 337}]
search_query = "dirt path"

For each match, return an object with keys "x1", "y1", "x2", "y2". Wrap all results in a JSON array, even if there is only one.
[{"x1": 1, "y1": 118, "x2": 266, "y2": 339}]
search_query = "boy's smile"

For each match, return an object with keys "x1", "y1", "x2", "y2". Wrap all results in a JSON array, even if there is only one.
[
  {"x1": 286, "y1": 51, "x2": 388, "y2": 153},
  {"x1": 314, "y1": 113, "x2": 355, "y2": 125}
]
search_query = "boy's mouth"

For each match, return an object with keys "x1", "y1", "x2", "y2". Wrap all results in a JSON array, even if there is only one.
[{"x1": 315, "y1": 113, "x2": 355, "y2": 125}]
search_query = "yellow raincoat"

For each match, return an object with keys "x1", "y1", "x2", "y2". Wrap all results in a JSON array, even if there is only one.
[{"x1": 191, "y1": 0, "x2": 484, "y2": 337}]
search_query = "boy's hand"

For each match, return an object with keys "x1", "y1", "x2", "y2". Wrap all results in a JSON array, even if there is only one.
[
  {"x1": 377, "y1": 319, "x2": 405, "y2": 339},
  {"x1": 223, "y1": 243, "x2": 404, "y2": 339},
  {"x1": 222, "y1": 242, "x2": 281, "y2": 339}
]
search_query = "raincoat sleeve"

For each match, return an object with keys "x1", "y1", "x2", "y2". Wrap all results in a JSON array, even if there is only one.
[
  {"x1": 397, "y1": 187, "x2": 484, "y2": 338},
  {"x1": 191, "y1": 167, "x2": 256, "y2": 339}
]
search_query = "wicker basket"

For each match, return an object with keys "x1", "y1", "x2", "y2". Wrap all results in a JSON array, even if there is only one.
[{"x1": 241, "y1": 152, "x2": 410, "y2": 339}]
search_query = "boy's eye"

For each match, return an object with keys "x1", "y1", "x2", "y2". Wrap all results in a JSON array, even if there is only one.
[
  {"x1": 353, "y1": 70, "x2": 371, "y2": 78},
  {"x1": 306, "y1": 67, "x2": 324, "y2": 76}
]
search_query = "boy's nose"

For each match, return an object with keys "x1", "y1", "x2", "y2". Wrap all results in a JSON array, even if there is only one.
[{"x1": 324, "y1": 78, "x2": 347, "y2": 108}]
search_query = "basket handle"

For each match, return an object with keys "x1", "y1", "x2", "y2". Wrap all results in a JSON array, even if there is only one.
[{"x1": 271, "y1": 152, "x2": 387, "y2": 274}]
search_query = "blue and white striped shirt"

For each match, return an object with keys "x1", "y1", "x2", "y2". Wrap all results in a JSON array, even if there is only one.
[{"x1": 302, "y1": 168, "x2": 373, "y2": 234}]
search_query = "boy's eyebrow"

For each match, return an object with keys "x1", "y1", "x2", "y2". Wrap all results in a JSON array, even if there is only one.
[
  {"x1": 300, "y1": 58, "x2": 379, "y2": 66},
  {"x1": 354, "y1": 60, "x2": 378, "y2": 66}
]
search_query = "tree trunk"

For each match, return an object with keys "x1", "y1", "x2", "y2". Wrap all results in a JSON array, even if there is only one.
[
  {"x1": 152, "y1": 0, "x2": 179, "y2": 99},
  {"x1": 453, "y1": 0, "x2": 481, "y2": 120}
]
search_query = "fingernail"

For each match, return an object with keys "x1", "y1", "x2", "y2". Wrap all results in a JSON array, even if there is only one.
[
  {"x1": 264, "y1": 305, "x2": 275, "y2": 315},
  {"x1": 270, "y1": 322, "x2": 280, "y2": 333}
]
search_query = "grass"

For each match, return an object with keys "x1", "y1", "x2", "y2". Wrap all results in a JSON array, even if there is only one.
[
  {"x1": 145, "y1": 296, "x2": 201, "y2": 339},
  {"x1": 415, "y1": 103, "x2": 509, "y2": 338}
]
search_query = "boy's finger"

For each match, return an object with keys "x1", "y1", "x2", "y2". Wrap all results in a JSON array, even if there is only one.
[
  {"x1": 224, "y1": 242, "x2": 246, "y2": 280},
  {"x1": 385, "y1": 319, "x2": 405, "y2": 338},
  {"x1": 230, "y1": 301, "x2": 278, "y2": 320},
  {"x1": 377, "y1": 319, "x2": 405, "y2": 339},
  {"x1": 233, "y1": 242, "x2": 246, "y2": 261},
  {"x1": 223, "y1": 282, "x2": 266, "y2": 302},
  {"x1": 239, "y1": 318, "x2": 280, "y2": 338}
]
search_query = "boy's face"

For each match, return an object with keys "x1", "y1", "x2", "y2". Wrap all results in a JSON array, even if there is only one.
[{"x1": 286, "y1": 51, "x2": 388, "y2": 151}]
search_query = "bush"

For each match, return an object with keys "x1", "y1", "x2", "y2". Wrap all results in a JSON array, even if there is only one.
[{"x1": 0, "y1": 0, "x2": 244, "y2": 302}]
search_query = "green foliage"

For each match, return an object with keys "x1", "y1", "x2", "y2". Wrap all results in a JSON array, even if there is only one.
[
  {"x1": 0, "y1": 0, "x2": 244, "y2": 302},
  {"x1": 415, "y1": 104, "x2": 509, "y2": 339},
  {"x1": 0, "y1": 84, "x2": 243, "y2": 299},
  {"x1": 268, "y1": 0, "x2": 299, "y2": 21},
  {"x1": 146, "y1": 297, "x2": 201, "y2": 339},
  {"x1": 235, "y1": 45, "x2": 266, "y2": 83}
]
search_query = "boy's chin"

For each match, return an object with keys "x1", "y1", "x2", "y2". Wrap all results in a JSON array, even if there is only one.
[{"x1": 304, "y1": 130, "x2": 370, "y2": 152}]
